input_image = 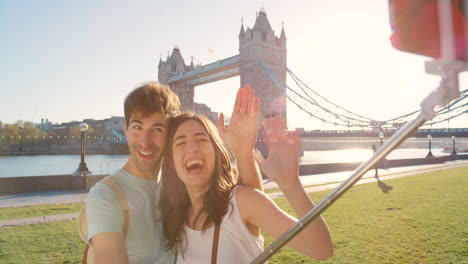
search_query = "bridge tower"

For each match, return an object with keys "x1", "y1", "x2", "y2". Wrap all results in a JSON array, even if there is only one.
[
  {"x1": 239, "y1": 8, "x2": 287, "y2": 118},
  {"x1": 157, "y1": 9, "x2": 287, "y2": 121},
  {"x1": 158, "y1": 46, "x2": 195, "y2": 111}
]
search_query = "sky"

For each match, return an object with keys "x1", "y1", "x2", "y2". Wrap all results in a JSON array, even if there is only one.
[{"x1": 1, "y1": 0, "x2": 467, "y2": 130}]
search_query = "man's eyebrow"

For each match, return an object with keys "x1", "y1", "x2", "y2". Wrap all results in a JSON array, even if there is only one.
[
  {"x1": 152, "y1": 122, "x2": 166, "y2": 128},
  {"x1": 129, "y1": 119, "x2": 166, "y2": 128},
  {"x1": 130, "y1": 119, "x2": 143, "y2": 125}
]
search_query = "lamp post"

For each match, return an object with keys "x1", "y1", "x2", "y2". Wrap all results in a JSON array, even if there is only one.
[
  {"x1": 426, "y1": 135, "x2": 434, "y2": 158},
  {"x1": 74, "y1": 122, "x2": 92, "y2": 176},
  {"x1": 377, "y1": 131, "x2": 388, "y2": 166},
  {"x1": 450, "y1": 136, "x2": 457, "y2": 158},
  {"x1": 379, "y1": 132, "x2": 384, "y2": 146}
]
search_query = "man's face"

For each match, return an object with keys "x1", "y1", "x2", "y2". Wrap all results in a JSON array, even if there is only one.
[{"x1": 123, "y1": 111, "x2": 168, "y2": 179}]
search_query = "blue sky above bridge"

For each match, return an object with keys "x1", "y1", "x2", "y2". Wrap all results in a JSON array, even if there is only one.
[{"x1": 0, "y1": 0, "x2": 467, "y2": 129}]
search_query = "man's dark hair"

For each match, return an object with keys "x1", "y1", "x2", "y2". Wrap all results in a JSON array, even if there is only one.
[{"x1": 124, "y1": 81, "x2": 180, "y2": 129}]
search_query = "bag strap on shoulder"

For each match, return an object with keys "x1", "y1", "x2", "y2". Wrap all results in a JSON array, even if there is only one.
[
  {"x1": 79, "y1": 176, "x2": 130, "y2": 264},
  {"x1": 101, "y1": 176, "x2": 130, "y2": 238},
  {"x1": 211, "y1": 224, "x2": 220, "y2": 264}
]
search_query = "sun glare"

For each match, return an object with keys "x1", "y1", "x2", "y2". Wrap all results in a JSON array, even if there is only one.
[{"x1": 301, "y1": 148, "x2": 373, "y2": 164}]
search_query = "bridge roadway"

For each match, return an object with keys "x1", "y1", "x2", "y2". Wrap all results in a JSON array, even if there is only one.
[
  {"x1": 168, "y1": 55, "x2": 240, "y2": 87},
  {"x1": 1, "y1": 159, "x2": 467, "y2": 227},
  {"x1": 299, "y1": 136, "x2": 468, "y2": 151}
]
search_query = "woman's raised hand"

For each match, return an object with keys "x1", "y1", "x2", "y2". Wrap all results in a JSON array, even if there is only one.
[
  {"x1": 255, "y1": 117, "x2": 301, "y2": 190},
  {"x1": 216, "y1": 85, "x2": 260, "y2": 155}
]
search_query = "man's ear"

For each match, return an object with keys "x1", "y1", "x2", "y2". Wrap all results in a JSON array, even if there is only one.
[{"x1": 123, "y1": 121, "x2": 128, "y2": 136}]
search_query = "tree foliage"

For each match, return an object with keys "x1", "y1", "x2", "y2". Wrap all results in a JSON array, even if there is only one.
[{"x1": 0, "y1": 120, "x2": 47, "y2": 145}]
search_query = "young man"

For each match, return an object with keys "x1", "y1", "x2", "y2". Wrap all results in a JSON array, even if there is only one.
[{"x1": 86, "y1": 81, "x2": 262, "y2": 264}]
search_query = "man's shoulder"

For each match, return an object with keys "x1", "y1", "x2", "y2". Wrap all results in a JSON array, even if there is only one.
[
  {"x1": 88, "y1": 170, "x2": 127, "y2": 198},
  {"x1": 87, "y1": 176, "x2": 120, "y2": 205}
]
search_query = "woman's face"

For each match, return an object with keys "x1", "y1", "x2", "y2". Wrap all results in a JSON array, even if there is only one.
[{"x1": 172, "y1": 119, "x2": 216, "y2": 189}]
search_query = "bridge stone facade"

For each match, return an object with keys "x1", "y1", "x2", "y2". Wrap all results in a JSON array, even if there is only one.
[{"x1": 158, "y1": 9, "x2": 287, "y2": 119}]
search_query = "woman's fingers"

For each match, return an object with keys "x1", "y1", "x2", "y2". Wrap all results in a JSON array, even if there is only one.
[
  {"x1": 233, "y1": 88, "x2": 243, "y2": 114},
  {"x1": 217, "y1": 112, "x2": 226, "y2": 131}
]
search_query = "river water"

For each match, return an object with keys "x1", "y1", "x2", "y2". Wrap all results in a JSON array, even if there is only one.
[{"x1": 0, "y1": 147, "x2": 460, "y2": 178}]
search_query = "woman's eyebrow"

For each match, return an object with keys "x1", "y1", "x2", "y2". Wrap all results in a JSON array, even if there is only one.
[
  {"x1": 174, "y1": 135, "x2": 187, "y2": 142},
  {"x1": 194, "y1": 132, "x2": 208, "y2": 137},
  {"x1": 174, "y1": 132, "x2": 208, "y2": 142}
]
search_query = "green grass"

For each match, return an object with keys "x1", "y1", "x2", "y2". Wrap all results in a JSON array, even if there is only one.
[
  {"x1": 0, "y1": 167, "x2": 467, "y2": 264},
  {"x1": 263, "y1": 166, "x2": 468, "y2": 264},
  {"x1": 0, "y1": 221, "x2": 84, "y2": 264},
  {"x1": 0, "y1": 203, "x2": 84, "y2": 220}
]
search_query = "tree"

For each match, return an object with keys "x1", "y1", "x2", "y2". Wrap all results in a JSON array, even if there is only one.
[
  {"x1": 0, "y1": 121, "x2": 47, "y2": 146},
  {"x1": 0, "y1": 123, "x2": 20, "y2": 149},
  {"x1": 21, "y1": 124, "x2": 47, "y2": 144}
]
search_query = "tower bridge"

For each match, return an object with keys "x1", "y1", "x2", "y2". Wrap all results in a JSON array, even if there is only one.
[
  {"x1": 156, "y1": 8, "x2": 467, "y2": 133},
  {"x1": 158, "y1": 9, "x2": 287, "y2": 119}
]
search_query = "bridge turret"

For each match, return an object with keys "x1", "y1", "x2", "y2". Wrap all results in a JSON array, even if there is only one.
[
  {"x1": 280, "y1": 23, "x2": 286, "y2": 39},
  {"x1": 157, "y1": 46, "x2": 195, "y2": 111},
  {"x1": 239, "y1": 19, "x2": 245, "y2": 37},
  {"x1": 279, "y1": 22, "x2": 287, "y2": 49},
  {"x1": 253, "y1": 9, "x2": 272, "y2": 32},
  {"x1": 168, "y1": 46, "x2": 187, "y2": 73},
  {"x1": 158, "y1": 47, "x2": 189, "y2": 83},
  {"x1": 239, "y1": 19, "x2": 246, "y2": 47}
]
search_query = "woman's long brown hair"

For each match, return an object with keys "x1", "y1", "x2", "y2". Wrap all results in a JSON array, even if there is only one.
[{"x1": 159, "y1": 112, "x2": 237, "y2": 254}]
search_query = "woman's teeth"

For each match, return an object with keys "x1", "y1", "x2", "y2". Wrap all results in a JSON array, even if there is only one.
[{"x1": 185, "y1": 159, "x2": 203, "y2": 172}]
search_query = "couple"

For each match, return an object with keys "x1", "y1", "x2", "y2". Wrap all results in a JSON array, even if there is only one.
[{"x1": 86, "y1": 81, "x2": 333, "y2": 263}]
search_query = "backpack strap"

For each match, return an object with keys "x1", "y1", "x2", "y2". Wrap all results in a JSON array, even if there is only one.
[
  {"x1": 79, "y1": 176, "x2": 130, "y2": 264},
  {"x1": 101, "y1": 176, "x2": 130, "y2": 238}
]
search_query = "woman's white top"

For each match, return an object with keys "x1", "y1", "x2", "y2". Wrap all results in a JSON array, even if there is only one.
[{"x1": 176, "y1": 186, "x2": 265, "y2": 264}]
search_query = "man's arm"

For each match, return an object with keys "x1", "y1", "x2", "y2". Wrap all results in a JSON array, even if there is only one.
[
  {"x1": 86, "y1": 184, "x2": 129, "y2": 264},
  {"x1": 217, "y1": 85, "x2": 263, "y2": 191},
  {"x1": 92, "y1": 233, "x2": 129, "y2": 264}
]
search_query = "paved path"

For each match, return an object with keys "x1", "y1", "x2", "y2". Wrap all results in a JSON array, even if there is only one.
[
  {"x1": 0, "y1": 190, "x2": 89, "y2": 208},
  {"x1": 0, "y1": 213, "x2": 78, "y2": 228},
  {"x1": 1, "y1": 160, "x2": 467, "y2": 227}
]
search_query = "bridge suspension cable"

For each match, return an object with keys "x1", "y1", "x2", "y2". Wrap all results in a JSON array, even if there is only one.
[
  {"x1": 260, "y1": 61, "x2": 375, "y2": 128},
  {"x1": 260, "y1": 60, "x2": 468, "y2": 129}
]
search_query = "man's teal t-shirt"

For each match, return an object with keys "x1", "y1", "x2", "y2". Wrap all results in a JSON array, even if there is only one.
[{"x1": 86, "y1": 169, "x2": 174, "y2": 264}]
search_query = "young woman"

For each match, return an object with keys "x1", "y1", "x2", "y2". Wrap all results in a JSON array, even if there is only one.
[{"x1": 160, "y1": 113, "x2": 333, "y2": 263}]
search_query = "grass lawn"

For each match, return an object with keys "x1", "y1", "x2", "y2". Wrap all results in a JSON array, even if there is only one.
[
  {"x1": 0, "y1": 166, "x2": 467, "y2": 264},
  {"x1": 0, "y1": 221, "x2": 84, "y2": 264},
  {"x1": 0, "y1": 203, "x2": 84, "y2": 220}
]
